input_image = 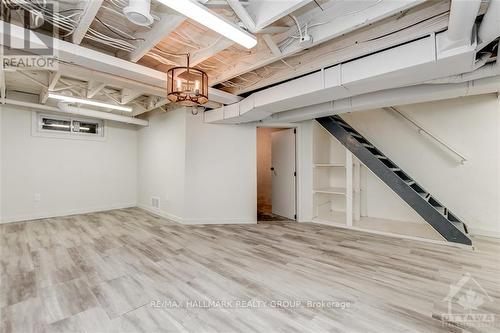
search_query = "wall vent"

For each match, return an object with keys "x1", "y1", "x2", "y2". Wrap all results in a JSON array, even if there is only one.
[{"x1": 151, "y1": 196, "x2": 160, "y2": 209}]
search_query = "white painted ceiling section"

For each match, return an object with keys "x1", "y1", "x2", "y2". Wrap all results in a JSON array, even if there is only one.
[
  {"x1": 205, "y1": 0, "x2": 500, "y2": 125},
  {"x1": 213, "y1": 0, "x2": 424, "y2": 87}
]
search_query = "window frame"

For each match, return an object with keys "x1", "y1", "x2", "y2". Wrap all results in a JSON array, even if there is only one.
[{"x1": 32, "y1": 112, "x2": 106, "y2": 141}]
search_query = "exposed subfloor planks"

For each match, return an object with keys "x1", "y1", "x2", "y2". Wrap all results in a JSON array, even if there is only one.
[{"x1": 1, "y1": 208, "x2": 499, "y2": 332}]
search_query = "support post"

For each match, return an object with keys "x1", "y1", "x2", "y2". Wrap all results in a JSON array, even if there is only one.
[
  {"x1": 346, "y1": 150, "x2": 353, "y2": 227},
  {"x1": 354, "y1": 158, "x2": 361, "y2": 222}
]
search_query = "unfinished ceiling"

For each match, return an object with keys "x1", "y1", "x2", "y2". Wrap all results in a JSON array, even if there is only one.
[{"x1": 0, "y1": 0, "x2": 480, "y2": 117}]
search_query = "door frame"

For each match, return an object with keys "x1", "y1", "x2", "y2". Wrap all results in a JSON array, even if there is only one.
[{"x1": 257, "y1": 123, "x2": 301, "y2": 221}]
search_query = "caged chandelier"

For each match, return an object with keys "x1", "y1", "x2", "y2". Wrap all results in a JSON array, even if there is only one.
[{"x1": 167, "y1": 54, "x2": 208, "y2": 106}]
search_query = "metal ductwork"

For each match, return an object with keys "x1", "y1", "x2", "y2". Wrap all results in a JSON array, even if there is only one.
[
  {"x1": 478, "y1": 0, "x2": 500, "y2": 50},
  {"x1": 261, "y1": 75, "x2": 500, "y2": 124}
]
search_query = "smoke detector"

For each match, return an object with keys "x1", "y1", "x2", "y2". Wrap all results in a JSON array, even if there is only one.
[{"x1": 123, "y1": 0, "x2": 154, "y2": 27}]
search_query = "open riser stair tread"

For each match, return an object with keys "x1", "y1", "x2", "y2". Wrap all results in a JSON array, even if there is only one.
[{"x1": 316, "y1": 115, "x2": 472, "y2": 246}]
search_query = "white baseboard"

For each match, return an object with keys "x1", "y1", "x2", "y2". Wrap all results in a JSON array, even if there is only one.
[
  {"x1": 182, "y1": 217, "x2": 256, "y2": 225},
  {"x1": 137, "y1": 204, "x2": 256, "y2": 225},
  {"x1": 137, "y1": 204, "x2": 183, "y2": 223},
  {"x1": 0, "y1": 203, "x2": 137, "y2": 224},
  {"x1": 469, "y1": 228, "x2": 500, "y2": 239}
]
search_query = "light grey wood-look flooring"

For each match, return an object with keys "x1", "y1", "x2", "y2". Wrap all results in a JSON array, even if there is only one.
[{"x1": 1, "y1": 208, "x2": 499, "y2": 333}]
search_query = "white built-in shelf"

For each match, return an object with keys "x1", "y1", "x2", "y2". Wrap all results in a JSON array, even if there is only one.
[
  {"x1": 313, "y1": 210, "x2": 346, "y2": 225},
  {"x1": 313, "y1": 163, "x2": 345, "y2": 167},
  {"x1": 313, "y1": 187, "x2": 346, "y2": 195}
]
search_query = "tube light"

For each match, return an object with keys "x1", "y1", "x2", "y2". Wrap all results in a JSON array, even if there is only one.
[
  {"x1": 156, "y1": 0, "x2": 257, "y2": 49},
  {"x1": 48, "y1": 93, "x2": 133, "y2": 112}
]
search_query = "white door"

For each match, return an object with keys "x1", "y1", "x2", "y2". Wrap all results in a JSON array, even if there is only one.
[{"x1": 271, "y1": 128, "x2": 296, "y2": 220}]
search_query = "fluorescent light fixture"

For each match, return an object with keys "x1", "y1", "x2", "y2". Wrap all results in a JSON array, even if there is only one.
[
  {"x1": 156, "y1": 0, "x2": 257, "y2": 49},
  {"x1": 48, "y1": 93, "x2": 133, "y2": 112}
]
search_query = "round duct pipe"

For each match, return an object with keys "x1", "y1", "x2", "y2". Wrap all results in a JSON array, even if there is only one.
[{"x1": 124, "y1": 0, "x2": 154, "y2": 26}]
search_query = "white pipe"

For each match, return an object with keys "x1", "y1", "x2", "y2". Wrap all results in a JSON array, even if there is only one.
[
  {"x1": 264, "y1": 75, "x2": 500, "y2": 123},
  {"x1": 478, "y1": 0, "x2": 500, "y2": 50},
  {"x1": 3, "y1": 99, "x2": 149, "y2": 126},
  {"x1": 442, "y1": 0, "x2": 481, "y2": 50}
]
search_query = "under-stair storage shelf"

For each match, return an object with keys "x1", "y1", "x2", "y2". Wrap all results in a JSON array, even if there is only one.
[
  {"x1": 313, "y1": 163, "x2": 345, "y2": 167},
  {"x1": 312, "y1": 121, "x2": 354, "y2": 227},
  {"x1": 314, "y1": 187, "x2": 346, "y2": 195}
]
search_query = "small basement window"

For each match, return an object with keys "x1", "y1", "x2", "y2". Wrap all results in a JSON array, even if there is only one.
[
  {"x1": 35, "y1": 113, "x2": 104, "y2": 139},
  {"x1": 41, "y1": 117, "x2": 71, "y2": 132},
  {"x1": 72, "y1": 120, "x2": 99, "y2": 134}
]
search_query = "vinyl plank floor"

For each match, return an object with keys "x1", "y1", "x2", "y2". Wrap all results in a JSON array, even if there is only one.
[{"x1": 1, "y1": 207, "x2": 499, "y2": 333}]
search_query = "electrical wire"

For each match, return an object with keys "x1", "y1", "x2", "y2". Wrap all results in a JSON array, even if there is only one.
[
  {"x1": 279, "y1": 0, "x2": 384, "y2": 52},
  {"x1": 290, "y1": 15, "x2": 303, "y2": 40},
  {"x1": 153, "y1": 46, "x2": 189, "y2": 59},
  {"x1": 94, "y1": 16, "x2": 145, "y2": 41},
  {"x1": 7, "y1": 0, "x2": 138, "y2": 51}
]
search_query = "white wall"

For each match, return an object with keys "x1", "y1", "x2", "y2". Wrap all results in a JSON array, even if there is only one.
[
  {"x1": 342, "y1": 94, "x2": 500, "y2": 235},
  {"x1": 137, "y1": 109, "x2": 186, "y2": 221},
  {"x1": 0, "y1": 104, "x2": 138, "y2": 223},
  {"x1": 184, "y1": 111, "x2": 256, "y2": 224},
  {"x1": 138, "y1": 108, "x2": 257, "y2": 224}
]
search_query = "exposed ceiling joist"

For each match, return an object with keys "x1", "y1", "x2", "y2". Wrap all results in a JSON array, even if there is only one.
[
  {"x1": 72, "y1": 0, "x2": 104, "y2": 44},
  {"x1": 228, "y1": 0, "x2": 312, "y2": 33},
  {"x1": 262, "y1": 34, "x2": 282, "y2": 57},
  {"x1": 227, "y1": 0, "x2": 256, "y2": 32},
  {"x1": 127, "y1": 13, "x2": 186, "y2": 62},
  {"x1": 191, "y1": 37, "x2": 235, "y2": 66},
  {"x1": 0, "y1": 22, "x2": 240, "y2": 105},
  {"x1": 248, "y1": 0, "x2": 313, "y2": 32},
  {"x1": 87, "y1": 81, "x2": 107, "y2": 98},
  {"x1": 211, "y1": 0, "x2": 425, "y2": 86},
  {"x1": 121, "y1": 88, "x2": 144, "y2": 105},
  {"x1": 232, "y1": 0, "x2": 452, "y2": 95},
  {"x1": 40, "y1": 71, "x2": 61, "y2": 104},
  {"x1": 0, "y1": 21, "x2": 165, "y2": 86},
  {"x1": 133, "y1": 97, "x2": 170, "y2": 116}
]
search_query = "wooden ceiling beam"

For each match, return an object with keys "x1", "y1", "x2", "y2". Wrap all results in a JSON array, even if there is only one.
[
  {"x1": 87, "y1": 81, "x2": 107, "y2": 99},
  {"x1": 121, "y1": 88, "x2": 144, "y2": 105},
  {"x1": 247, "y1": 0, "x2": 313, "y2": 32},
  {"x1": 40, "y1": 71, "x2": 61, "y2": 104},
  {"x1": 127, "y1": 13, "x2": 186, "y2": 63},
  {"x1": 227, "y1": 0, "x2": 256, "y2": 32},
  {"x1": 262, "y1": 34, "x2": 282, "y2": 57},
  {"x1": 72, "y1": 0, "x2": 104, "y2": 44},
  {"x1": 191, "y1": 37, "x2": 235, "y2": 67}
]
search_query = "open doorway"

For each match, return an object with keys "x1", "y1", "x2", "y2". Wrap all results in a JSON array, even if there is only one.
[{"x1": 256, "y1": 127, "x2": 297, "y2": 223}]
